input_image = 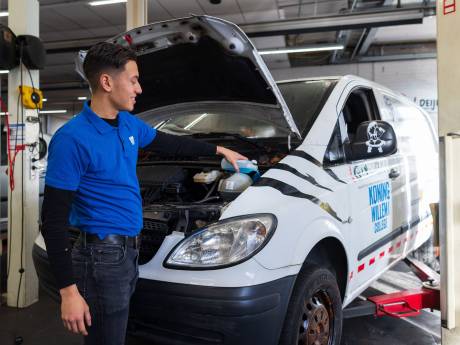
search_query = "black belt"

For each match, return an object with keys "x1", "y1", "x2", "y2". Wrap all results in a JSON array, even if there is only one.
[{"x1": 78, "y1": 231, "x2": 141, "y2": 249}]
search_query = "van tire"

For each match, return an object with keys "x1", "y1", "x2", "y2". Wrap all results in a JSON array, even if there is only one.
[{"x1": 279, "y1": 264, "x2": 342, "y2": 345}]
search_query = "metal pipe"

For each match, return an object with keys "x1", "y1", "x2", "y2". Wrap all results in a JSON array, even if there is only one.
[{"x1": 350, "y1": 28, "x2": 368, "y2": 61}]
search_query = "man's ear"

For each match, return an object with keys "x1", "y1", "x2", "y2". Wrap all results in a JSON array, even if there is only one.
[{"x1": 99, "y1": 73, "x2": 112, "y2": 92}]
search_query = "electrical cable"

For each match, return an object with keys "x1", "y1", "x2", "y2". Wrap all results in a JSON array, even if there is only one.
[
  {"x1": 17, "y1": 43, "x2": 26, "y2": 308},
  {"x1": 4, "y1": 41, "x2": 27, "y2": 308},
  {"x1": 19, "y1": 72, "x2": 23, "y2": 308},
  {"x1": 5, "y1": 91, "x2": 21, "y2": 279},
  {"x1": 0, "y1": 96, "x2": 13, "y2": 281}
]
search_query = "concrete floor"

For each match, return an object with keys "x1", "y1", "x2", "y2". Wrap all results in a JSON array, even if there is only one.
[{"x1": 0, "y1": 262, "x2": 440, "y2": 345}]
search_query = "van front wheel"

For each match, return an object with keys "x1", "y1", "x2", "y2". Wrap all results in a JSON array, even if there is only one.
[{"x1": 279, "y1": 264, "x2": 342, "y2": 345}]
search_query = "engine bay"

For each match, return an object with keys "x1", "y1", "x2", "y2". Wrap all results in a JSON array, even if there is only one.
[{"x1": 136, "y1": 136, "x2": 290, "y2": 264}]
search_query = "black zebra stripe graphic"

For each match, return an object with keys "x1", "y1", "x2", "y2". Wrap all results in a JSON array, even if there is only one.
[
  {"x1": 272, "y1": 163, "x2": 333, "y2": 192},
  {"x1": 290, "y1": 150, "x2": 346, "y2": 184},
  {"x1": 254, "y1": 177, "x2": 344, "y2": 223}
]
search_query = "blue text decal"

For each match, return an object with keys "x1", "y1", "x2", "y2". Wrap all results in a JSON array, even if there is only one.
[{"x1": 368, "y1": 182, "x2": 391, "y2": 233}]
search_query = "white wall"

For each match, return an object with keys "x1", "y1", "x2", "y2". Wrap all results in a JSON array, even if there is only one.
[
  {"x1": 47, "y1": 115, "x2": 73, "y2": 135},
  {"x1": 270, "y1": 58, "x2": 438, "y2": 127}
]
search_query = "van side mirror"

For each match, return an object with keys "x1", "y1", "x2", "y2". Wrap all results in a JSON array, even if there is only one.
[{"x1": 344, "y1": 120, "x2": 397, "y2": 161}]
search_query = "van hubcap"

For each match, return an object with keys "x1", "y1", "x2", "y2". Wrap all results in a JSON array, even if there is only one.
[{"x1": 298, "y1": 291, "x2": 333, "y2": 345}]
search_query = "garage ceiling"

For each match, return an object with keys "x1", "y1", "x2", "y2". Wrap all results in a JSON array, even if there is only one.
[{"x1": 0, "y1": 0, "x2": 436, "y2": 114}]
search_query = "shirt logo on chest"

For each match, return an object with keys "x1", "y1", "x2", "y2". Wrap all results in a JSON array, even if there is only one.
[{"x1": 129, "y1": 135, "x2": 135, "y2": 145}]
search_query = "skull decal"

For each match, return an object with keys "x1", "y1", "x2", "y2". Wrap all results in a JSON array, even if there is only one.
[{"x1": 366, "y1": 121, "x2": 386, "y2": 153}]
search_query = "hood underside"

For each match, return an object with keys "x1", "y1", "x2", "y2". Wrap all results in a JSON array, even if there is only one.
[
  {"x1": 77, "y1": 15, "x2": 301, "y2": 137},
  {"x1": 133, "y1": 36, "x2": 276, "y2": 114}
]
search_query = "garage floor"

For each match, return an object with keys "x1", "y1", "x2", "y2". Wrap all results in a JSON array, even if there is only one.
[{"x1": 0, "y1": 262, "x2": 440, "y2": 345}]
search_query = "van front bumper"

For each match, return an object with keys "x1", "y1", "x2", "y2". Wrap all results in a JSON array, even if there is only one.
[{"x1": 128, "y1": 275, "x2": 296, "y2": 345}]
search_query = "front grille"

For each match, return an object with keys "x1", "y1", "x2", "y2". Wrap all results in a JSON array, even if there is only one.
[
  {"x1": 139, "y1": 219, "x2": 169, "y2": 265},
  {"x1": 143, "y1": 220, "x2": 169, "y2": 232}
]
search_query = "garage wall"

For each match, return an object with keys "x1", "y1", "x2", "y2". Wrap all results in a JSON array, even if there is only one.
[
  {"x1": 46, "y1": 115, "x2": 72, "y2": 135},
  {"x1": 270, "y1": 58, "x2": 438, "y2": 128}
]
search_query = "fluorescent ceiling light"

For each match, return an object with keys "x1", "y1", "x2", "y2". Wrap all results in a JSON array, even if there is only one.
[
  {"x1": 89, "y1": 0, "x2": 126, "y2": 6},
  {"x1": 259, "y1": 44, "x2": 344, "y2": 55},
  {"x1": 42, "y1": 98, "x2": 47, "y2": 102},
  {"x1": 78, "y1": 96, "x2": 88, "y2": 100},
  {"x1": 184, "y1": 113, "x2": 208, "y2": 130},
  {"x1": 0, "y1": 70, "x2": 9, "y2": 74},
  {"x1": 0, "y1": 12, "x2": 8, "y2": 17},
  {"x1": 40, "y1": 110, "x2": 67, "y2": 114}
]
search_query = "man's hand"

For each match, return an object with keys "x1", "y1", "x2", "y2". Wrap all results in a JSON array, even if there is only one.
[
  {"x1": 216, "y1": 146, "x2": 249, "y2": 172},
  {"x1": 60, "y1": 284, "x2": 91, "y2": 336}
]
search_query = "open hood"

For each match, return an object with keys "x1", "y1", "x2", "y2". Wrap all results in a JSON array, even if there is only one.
[{"x1": 76, "y1": 15, "x2": 300, "y2": 138}]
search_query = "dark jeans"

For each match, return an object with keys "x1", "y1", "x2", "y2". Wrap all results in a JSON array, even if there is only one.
[{"x1": 72, "y1": 241, "x2": 139, "y2": 345}]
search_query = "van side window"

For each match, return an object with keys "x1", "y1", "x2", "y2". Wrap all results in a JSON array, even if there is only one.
[
  {"x1": 325, "y1": 89, "x2": 380, "y2": 165},
  {"x1": 380, "y1": 95, "x2": 437, "y2": 156},
  {"x1": 341, "y1": 88, "x2": 380, "y2": 143},
  {"x1": 324, "y1": 114, "x2": 348, "y2": 166}
]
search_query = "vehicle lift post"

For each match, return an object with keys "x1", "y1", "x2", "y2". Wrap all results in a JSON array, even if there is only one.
[
  {"x1": 5, "y1": 0, "x2": 40, "y2": 309},
  {"x1": 437, "y1": 0, "x2": 460, "y2": 343}
]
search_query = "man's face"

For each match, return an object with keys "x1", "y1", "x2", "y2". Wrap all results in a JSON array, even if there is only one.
[{"x1": 107, "y1": 60, "x2": 142, "y2": 112}]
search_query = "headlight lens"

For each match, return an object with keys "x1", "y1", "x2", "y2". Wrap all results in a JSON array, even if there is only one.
[{"x1": 164, "y1": 214, "x2": 277, "y2": 269}]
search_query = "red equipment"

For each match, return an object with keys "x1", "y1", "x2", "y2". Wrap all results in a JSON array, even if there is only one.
[{"x1": 344, "y1": 257, "x2": 440, "y2": 320}]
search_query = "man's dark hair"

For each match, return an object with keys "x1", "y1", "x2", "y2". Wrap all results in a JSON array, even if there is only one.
[{"x1": 83, "y1": 42, "x2": 137, "y2": 91}]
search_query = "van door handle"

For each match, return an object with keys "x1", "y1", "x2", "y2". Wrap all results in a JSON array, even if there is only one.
[{"x1": 389, "y1": 168, "x2": 400, "y2": 179}]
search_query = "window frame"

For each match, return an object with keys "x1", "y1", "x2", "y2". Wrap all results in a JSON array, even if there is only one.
[{"x1": 324, "y1": 86, "x2": 382, "y2": 166}]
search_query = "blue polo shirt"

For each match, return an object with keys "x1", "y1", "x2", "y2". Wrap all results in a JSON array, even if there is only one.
[{"x1": 45, "y1": 102, "x2": 156, "y2": 238}]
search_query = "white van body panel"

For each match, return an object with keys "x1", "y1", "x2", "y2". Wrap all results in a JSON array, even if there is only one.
[
  {"x1": 135, "y1": 75, "x2": 437, "y2": 303},
  {"x1": 221, "y1": 183, "x2": 348, "y2": 269}
]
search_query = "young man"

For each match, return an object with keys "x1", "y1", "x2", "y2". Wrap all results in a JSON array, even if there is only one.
[{"x1": 41, "y1": 42, "x2": 247, "y2": 345}]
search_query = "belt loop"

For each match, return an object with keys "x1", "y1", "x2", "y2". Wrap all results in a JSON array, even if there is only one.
[{"x1": 82, "y1": 231, "x2": 87, "y2": 249}]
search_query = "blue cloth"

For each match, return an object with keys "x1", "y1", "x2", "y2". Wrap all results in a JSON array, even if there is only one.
[{"x1": 45, "y1": 102, "x2": 156, "y2": 238}]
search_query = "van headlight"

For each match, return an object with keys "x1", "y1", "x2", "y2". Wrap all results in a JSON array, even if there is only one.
[{"x1": 164, "y1": 214, "x2": 277, "y2": 269}]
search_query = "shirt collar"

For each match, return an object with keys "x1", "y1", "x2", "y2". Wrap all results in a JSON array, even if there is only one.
[
  {"x1": 118, "y1": 111, "x2": 132, "y2": 130},
  {"x1": 81, "y1": 101, "x2": 130, "y2": 134},
  {"x1": 81, "y1": 101, "x2": 115, "y2": 134}
]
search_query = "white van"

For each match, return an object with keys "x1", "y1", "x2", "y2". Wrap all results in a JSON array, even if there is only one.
[{"x1": 32, "y1": 16, "x2": 438, "y2": 345}]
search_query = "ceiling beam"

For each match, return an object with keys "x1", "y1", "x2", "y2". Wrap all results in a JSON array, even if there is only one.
[
  {"x1": 39, "y1": 1, "x2": 103, "y2": 10},
  {"x1": 330, "y1": 0, "x2": 360, "y2": 64},
  {"x1": 354, "y1": 0, "x2": 395, "y2": 57},
  {"x1": 357, "y1": 51, "x2": 436, "y2": 62},
  {"x1": 356, "y1": 28, "x2": 379, "y2": 57},
  {"x1": 44, "y1": 37, "x2": 108, "y2": 54},
  {"x1": 241, "y1": 7, "x2": 429, "y2": 37}
]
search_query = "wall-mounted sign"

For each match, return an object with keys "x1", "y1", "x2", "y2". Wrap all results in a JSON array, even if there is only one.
[
  {"x1": 412, "y1": 97, "x2": 438, "y2": 112},
  {"x1": 444, "y1": 0, "x2": 456, "y2": 15}
]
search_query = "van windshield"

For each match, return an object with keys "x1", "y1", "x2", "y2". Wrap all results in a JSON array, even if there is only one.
[
  {"x1": 140, "y1": 103, "x2": 291, "y2": 139},
  {"x1": 277, "y1": 79, "x2": 337, "y2": 136},
  {"x1": 139, "y1": 79, "x2": 336, "y2": 139}
]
